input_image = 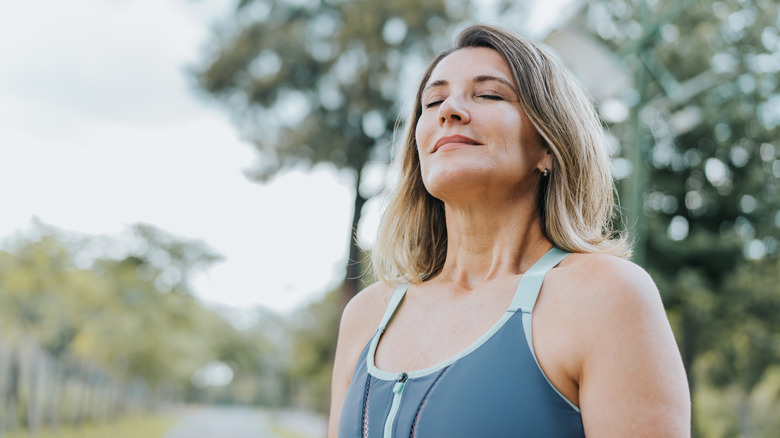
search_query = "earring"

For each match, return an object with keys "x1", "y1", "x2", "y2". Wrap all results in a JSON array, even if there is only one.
[{"x1": 542, "y1": 168, "x2": 549, "y2": 177}]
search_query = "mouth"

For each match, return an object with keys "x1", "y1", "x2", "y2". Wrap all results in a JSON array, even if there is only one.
[{"x1": 433, "y1": 135, "x2": 483, "y2": 152}]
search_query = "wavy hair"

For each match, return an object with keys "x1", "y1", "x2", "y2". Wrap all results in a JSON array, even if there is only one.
[{"x1": 372, "y1": 24, "x2": 631, "y2": 284}]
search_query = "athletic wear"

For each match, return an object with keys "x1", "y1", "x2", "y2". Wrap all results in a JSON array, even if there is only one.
[{"x1": 338, "y1": 247, "x2": 585, "y2": 438}]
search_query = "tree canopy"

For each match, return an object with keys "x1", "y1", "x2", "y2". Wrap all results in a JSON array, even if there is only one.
[
  {"x1": 194, "y1": 0, "x2": 474, "y2": 303},
  {"x1": 0, "y1": 222, "x2": 265, "y2": 395}
]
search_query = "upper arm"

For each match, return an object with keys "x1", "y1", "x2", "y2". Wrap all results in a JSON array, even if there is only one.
[
  {"x1": 576, "y1": 258, "x2": 690, "y2": 437},
  {"x1": 328, "y1": 282, "x2": 392, "y2": 438}
]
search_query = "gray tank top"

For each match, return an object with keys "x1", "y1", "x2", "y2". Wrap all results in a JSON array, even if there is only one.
[{"x1": 337, "y1": 247, "x2": 585, "y2": 437}]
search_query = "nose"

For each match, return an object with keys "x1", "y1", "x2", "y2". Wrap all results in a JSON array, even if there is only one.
[{"x1": 438, "y1": 95, "x2": 470, "y2": 126}]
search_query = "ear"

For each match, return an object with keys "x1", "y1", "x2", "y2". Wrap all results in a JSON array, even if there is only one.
[{"x1": 537, "y1": 147, "x2": 553, "y2": 174}]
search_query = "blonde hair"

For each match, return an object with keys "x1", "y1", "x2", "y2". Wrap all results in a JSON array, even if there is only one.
[{"x1": 373, "y1": 24, "x2": 631, "y2": 284}]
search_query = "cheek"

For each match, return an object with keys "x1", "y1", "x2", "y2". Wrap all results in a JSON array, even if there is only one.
[
  {"x1": 415, "y1": 113, "x2": 437, "y2": 149},
  {"x1": 415, "y1": 145, "x2": 439, "y2": 195}
]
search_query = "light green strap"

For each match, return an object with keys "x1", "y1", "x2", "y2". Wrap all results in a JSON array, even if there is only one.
[
  {"x1": 513, "y1": 247, "x2": 580, "y2": 413},
  {"x1": 378, "y1": 283, "x2": 410, "y2": 331},
  {"x1": 508, "y1": 247, "x2": 570, "y2": 313}
]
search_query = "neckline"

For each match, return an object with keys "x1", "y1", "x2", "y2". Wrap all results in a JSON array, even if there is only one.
[
  {"x1": 367, "y1": 303, "x2": 517, "y2": 380},
  {"x1": 367, "y1": 247, "x2": 569, "y2": 381}
]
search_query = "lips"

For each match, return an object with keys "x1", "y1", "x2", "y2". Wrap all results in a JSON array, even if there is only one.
[{"x1": 433, "y1": 135, "x2": 483, "y2": 152}]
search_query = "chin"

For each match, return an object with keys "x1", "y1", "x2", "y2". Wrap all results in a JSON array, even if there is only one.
[{"x1": 423, "y1": 165, "x2": 495, "y2": 202}]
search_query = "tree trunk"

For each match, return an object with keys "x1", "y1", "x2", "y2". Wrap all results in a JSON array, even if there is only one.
[{"x1": 341, "y1": 167, "x2": 367, "y2": 312}]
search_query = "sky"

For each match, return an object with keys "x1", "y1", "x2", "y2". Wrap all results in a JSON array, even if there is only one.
[
  {"x1": 0, "y1": 0, "x2": 360, "y2": 313},
  {"x1": 0, "y1": 0, "x2": 575, "y2": 314}
]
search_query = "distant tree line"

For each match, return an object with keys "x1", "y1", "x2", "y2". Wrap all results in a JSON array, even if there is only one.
[{"x1": 0, "y1": 222, "x2": 293, "y2": 432}]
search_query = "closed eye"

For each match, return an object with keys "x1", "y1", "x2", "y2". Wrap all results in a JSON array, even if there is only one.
[
  {"x1": 479, "y1": 94, "x2": 504, "y2": 101},
  {"x1": 424, "y1": 100, "x2": 443, "y2": 108}
]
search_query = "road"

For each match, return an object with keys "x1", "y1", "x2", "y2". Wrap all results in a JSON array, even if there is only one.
[
  {"x1": 163, "y1": 406, "x2": 326, "y2": 438},
  {"x1": 163, "y1": 406, "x2": 281, "y2": 438}
]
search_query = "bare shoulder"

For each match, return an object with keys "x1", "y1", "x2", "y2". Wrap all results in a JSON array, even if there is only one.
[
  {"x1": 552, "y1": 253, "x2": 663, "y2": 316},
  {"x1": 550, "y1": 253, "x2": 690, "y2": 436},
  {"x1": 547, "y1": 253, "x2": 670, "y2": 355},
  {"x1": 559, "y1": 252, "x2": 656, "y2": 290},
  {"x1": 333, "y1": 281, "x2": 397, "y2": 381},
  {"x1": 339, "y1": 281, "x2": 396, "y2": 341},
  {"x1": 329, "y1": 281, "x2": 397, "y2": 437}
]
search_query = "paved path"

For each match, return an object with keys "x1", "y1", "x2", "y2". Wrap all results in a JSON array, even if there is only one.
[{"x1": 163, "y1": 406, "x2": 282, "y2": 438}]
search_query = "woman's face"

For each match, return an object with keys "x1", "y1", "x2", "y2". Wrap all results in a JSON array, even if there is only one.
[{"x1": 415, "y1": 47, "x2": 550, "y2": 204}]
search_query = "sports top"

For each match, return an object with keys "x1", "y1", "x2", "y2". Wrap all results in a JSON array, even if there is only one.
[{"x1": 337, "y1": 247, "x2": 585, "y2": 438}]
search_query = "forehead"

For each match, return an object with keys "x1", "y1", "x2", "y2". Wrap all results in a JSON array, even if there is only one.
[{"x1": 427, "y1": 47, "x2": 512, "y2": 85}]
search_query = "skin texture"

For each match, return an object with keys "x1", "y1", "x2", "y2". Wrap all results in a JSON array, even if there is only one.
[{"x1": 329, "y1": 48, "x2": 690, "y2": 437}]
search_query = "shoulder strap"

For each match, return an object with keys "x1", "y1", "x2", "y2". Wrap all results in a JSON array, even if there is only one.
[
  {"x1": 511, "y1": 247, "x2": 581, "y2": 413},
  {"x1": 377, "y1": 283, "x2": 410, "y2": 331},
  {"x1": 508, "y1": 247, "x2": 570, "y2": 313}
]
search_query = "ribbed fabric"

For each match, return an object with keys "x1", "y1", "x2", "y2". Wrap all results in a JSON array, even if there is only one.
[{"x1": 338, "y1": 248, "x2": 585, "y2": 438}]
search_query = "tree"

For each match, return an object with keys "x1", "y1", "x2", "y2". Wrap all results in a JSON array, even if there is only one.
[
  {"x1": 0, "y1": 232, "x2": 91, "y2": 356},
  {"x1": 706, "y1": 258, "x2": 780, "y2": 436},
  {"x1": 193, "y1": 0, "x2": 471, "y2": 306},
  {"x1": 0, "y1": 222, "x2": 267, "y2": 398}
]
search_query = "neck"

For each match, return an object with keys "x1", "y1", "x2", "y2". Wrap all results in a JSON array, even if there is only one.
[{"x1": 435, "y1": 196, "x2": 551, "y2": 290}]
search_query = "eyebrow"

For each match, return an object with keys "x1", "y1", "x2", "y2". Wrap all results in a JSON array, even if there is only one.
[{"x1": 422, "y1": 75, "x2": 516, "y2": 94}]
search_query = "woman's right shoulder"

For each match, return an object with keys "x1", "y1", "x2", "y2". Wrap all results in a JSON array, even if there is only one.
[
  {"x1": 330, "y1": 282, "x2": 400, "y2": 437},
  {"x1": 332, "y1": 282, "x2": 396, "y2": 388},
  {"x1": 339, "y1": 281, "x2": 396, "y2": 340}
]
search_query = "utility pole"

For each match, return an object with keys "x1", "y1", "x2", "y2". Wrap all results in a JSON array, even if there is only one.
[
  {"x1": 627, "y1": 0, "x2": 651, "y2": 267},
  {"x1": 618, "y1": 0, "x2": 694, "y2": 266}
]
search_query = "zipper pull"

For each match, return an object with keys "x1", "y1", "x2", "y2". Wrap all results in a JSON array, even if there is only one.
[{"x1": 393, "y1": 372, "x2": 408, "y2": 394}]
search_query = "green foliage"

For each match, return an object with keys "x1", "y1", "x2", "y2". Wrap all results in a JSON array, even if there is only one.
[
  {"x1": 0, "y1": 222, "x2": 269, "y2": 398},
  {"x1": 693, "y1": 369, "x2": 780, "y2": 438},
  {"x1": 195, "y1": 0, "x2": 463, "y2": 179},
  {"x1": 285, "y1": 286, "x2": 341, "y2": 414},
  {"x1": 706, "y1": 258, "x2": 780, "y2": 392}
]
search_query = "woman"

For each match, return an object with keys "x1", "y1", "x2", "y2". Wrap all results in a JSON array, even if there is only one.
[{"x1": 330, "y1": 24, "x2": 690, "y2": 437}]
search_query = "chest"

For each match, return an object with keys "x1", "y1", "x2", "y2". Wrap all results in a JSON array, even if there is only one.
[
  {"x1": 373, "y1": 284, "x2": 515, "y2": 373},
  {"x1": 338, "y1": 313, "x2": 585, "y2": 438}
]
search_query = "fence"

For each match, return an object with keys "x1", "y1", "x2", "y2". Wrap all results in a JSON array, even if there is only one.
[{"x1": 0, "y1": 334, "x2": 163, "y2": 437}]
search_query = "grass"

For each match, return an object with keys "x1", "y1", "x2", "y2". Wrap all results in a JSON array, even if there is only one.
[
  {"x1": 3, "y1": 413, "x2": 179, "y2": 438},
  {"x1": 269, "y1": 424, "x2": 311, "y2": 438}
]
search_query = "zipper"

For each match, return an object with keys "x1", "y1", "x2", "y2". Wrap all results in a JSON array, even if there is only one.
[{"x1": 383, "y1": 372, "x2": 408, "y2": 438}]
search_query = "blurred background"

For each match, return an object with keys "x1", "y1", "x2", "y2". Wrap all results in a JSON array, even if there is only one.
[{"x1": 0, "y1": 0, "x2": 778, "y2": 437}]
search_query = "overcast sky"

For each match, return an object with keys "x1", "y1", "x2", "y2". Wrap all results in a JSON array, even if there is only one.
[
  {"x1": 0, "y1": 0, "x2": 360, "y2": 314},
  {"x1": 0, "y1": 0, "x2": 573, "y2": 314}
]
